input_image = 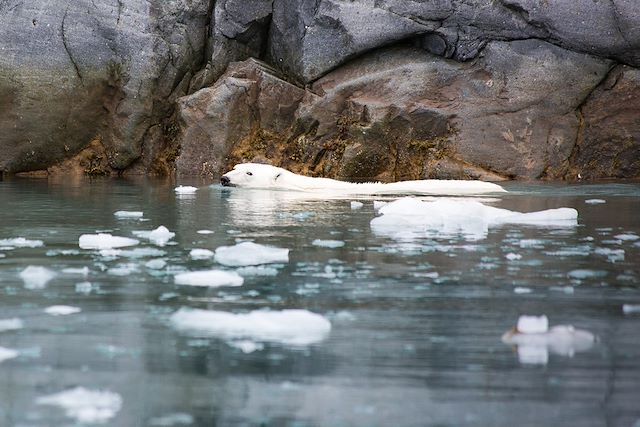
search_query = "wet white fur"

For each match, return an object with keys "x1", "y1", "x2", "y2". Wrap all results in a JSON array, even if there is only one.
[{"x1": 221, "y1": 163, "x2": 506, "y2": 195}]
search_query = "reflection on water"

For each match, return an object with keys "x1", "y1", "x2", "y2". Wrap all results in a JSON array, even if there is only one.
[{"x1": 0, "y1": 177, "x2": 639, "y2": 426}]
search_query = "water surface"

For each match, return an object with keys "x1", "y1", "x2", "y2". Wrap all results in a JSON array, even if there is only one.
[{"x1": 0, "y1": 177, "x2": 639, "y2": 427}]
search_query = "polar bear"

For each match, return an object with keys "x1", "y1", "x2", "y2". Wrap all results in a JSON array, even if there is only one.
[{"x1": 220, "y1": 163, "x2": 506, "y2": 195}]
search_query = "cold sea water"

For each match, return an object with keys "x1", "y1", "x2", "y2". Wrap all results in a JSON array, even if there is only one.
[{"x1": 0, "y1": 176, "x2": 639, "y2": 427}]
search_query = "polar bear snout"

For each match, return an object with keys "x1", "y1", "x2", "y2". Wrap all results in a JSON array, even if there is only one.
[{"x1": 220, "y1": 175, "x2": 233, "y2": 186}]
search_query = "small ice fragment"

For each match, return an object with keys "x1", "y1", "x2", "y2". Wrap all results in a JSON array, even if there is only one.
[
  {"x1": 174, "y1": 270, "x2": 244, "y2": 287},
  {"x1": 0, "y1": 346, "x2": 19, "y2": 363},
  {"x1": 113, "y1": 210, "x2": 143, "y2": 219},
  {"x1": 36, "y1": 387, "x2": 122, "y2": 424},
  {"x1": 623, "y1": 304, "x2": 640, "y2": 315},
  {"x1": 79, "y1": 233, "x2": 139, "y2": 250},
  {"x1": 75, "y1": 281, "x2": 94, "y2": 294},
  {"x1": 516, "y1": 315, "x2": 548, "y2": 334},
  {"x1": 517, "y1": 345, "x2": 549, "y2": 365},
  {"x1": 148, "y1": 226, "x2": 175, "y2": 247},
  {"x1": 149, "y1": 413, "x2": 194, "y2": 426},
  {"x1": 0, "y1": 318, "x2": 23, "y2": 332},
  {"x1": 514, "y1": 287, "x2": 532, "y2": 294},
  {"x1": 197, "y1": 230, "x2": 214, "y2": 235},
  {"x1": 505, "y1": 252, "x2": 522, "y2": 261},
  {"x1": 614, "y1": 233, "x2": 639, "y2": 241},
  {"x1": 236, "y1": 266, "x2": 279, "y2": 276},
  {"x1": 170, "y1": 308, "x2": 331, "y2": 346},
  {"x1": 62, "y1": 267, "x2": 90, "y2": 276},
  {"x1": 108, "y1": 264, "x2": 139, "y2": 276},
  {"x1": 568, "y1": 269, "x2": 608, "y2": 280},
  {"x1": 0, "y1": 237, "x2": 44, "y2": 248},
  {"x1": 519, "y1": 239, "x2": 545, "y2": 248},
  {"x1": 585, "y1": 199, "x2": 606, "y2": 204},
  {"x1": 229, "y1": 340, "x2": 264, "y2": 354},
  {"x1": 350, "y1": 201, "x2": 364, "y2": 210},
  {"x1": 99, "y1": 249, "x2": 121, "y2": 258},
  {"x1": 20, "y1": 266, "x2": 56, "y2": 289},
  {"x1": 550, "y1": 286, "x2": 575, "y2": 294},
  {"x1": 145, "y1": 259, "x2": 166, "y2": 270},
  {"x1": 214, "y1": 242, "x2": 289, "y2": 266},
  {"x1": 174, "y1": 185, "x2": 197, "y2": 194},
  {"x1": 44, "y1": 305, "x2": 81, "y2": 316},
  {"x1": 190, "y1": 249, "x2": 214, "y2": 260},
  {"x1": 595, "y1": 247, "x2": 625, "y2": 262},
  {"x1": 312, "y1": 239, "x2": 345, "y2": 248}
]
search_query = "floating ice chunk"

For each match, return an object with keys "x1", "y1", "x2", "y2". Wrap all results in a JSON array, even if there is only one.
[
  {"x1": 505, "y1": 253, "x2": 522, "y2": 261},
  {"x1": 568, "y1": 269, "x2": 607, "y2": 280},
  {"x1": 108, "y1": 264, "x2": 139, "y2": 276},
  {"x1": 62, "y1": 267, "x2": 90, "y2": 276},
  {"x1": 312, "y1": 239, "x2": 345, "y2": 248},
  {"x1": 145, "y1": 259, "x2": 167, "y2": 270},
  {"x1": 20, "y1": 266, "x2": 56, "y2": 289},
  {"x1": 44, "y1": 305, "x2": 81, "y2": 316},
  {"x1": 174, "y1": 185, "x2": 197, "y2": 194},
  {"x1": 214, "y1": 242, "x2": 289, "y2": 266},
  {"x1": 502, "y1": 316, "x2": 595, "y2": 364},
  {"x1": 550, "y1": 286, "x2": 575, "y2": 294},
  {"x1": 79, "y1": 233, "x2": 139, "y2": 250},
  {"x1": 0, "y1": 237, "x2": 44, "y2": 248},
  {"x1": 197, "y1": 230, "x2": 214, "y2": 235},
  {"x1": 228, "y1": 340, "x2": 264, "y2": 354},
  {"x1": 174, "y1": 270, "x2": 244, "y2": 287},
  {"x1": 371, "y1": 198, "x2": 577, "y2": 241},
  {"x1": 36, "y1": 387, "x2": 122, "y2": 424},
  {"x1": 350, "y1": 201, "x2": 363, "y2": 210},
  {"x1": 236, "y1": 266, "x2": 279, "y2": 276},
  {"x1": 595, "y1": 247, "x2": 625, "y2": 262},
  {"x1": 113, "y1": 210, "x2": 143, "y2": 219},
  {"x1": 0, "y1": 318, "x2": 23, "y2": 332},
  {"x1": 514, "y1": 287, "x2": 532, "y2": 294},
  {"x1": 614, "y1": 233, "x2": 639, "y2": 241},
  {"x1": 170, "y1": 308, "x2": 331, "y2": 346},
  {"x1": 0, "y1": 346, "x2": 19, "y2": 363},
  {"x1": 519, "y1": 239, "x2": 545, "y2": 248},
  {"x1": 585, "y1": 199, "x2": 606, "y2": 204},
  {"x1": 517, "y1": 315, "x2": 548, "y2": 334},
  {"x1": 190, "y1": 249, "x2": 214, "y2": 260},
  {"x1": 149, "y1": 413, "x2": 195, "y2": 426},
  {"x1": 133, "y1": 226, "x2": 175, "y2": 247},
  {"x1": 623, "y1": 304, "x2": 640, "y2": 315}
]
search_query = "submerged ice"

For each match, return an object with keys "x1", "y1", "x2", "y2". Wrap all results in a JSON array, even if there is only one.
[
  {"x1": 371, "y1": 197, "x2": 578, "y2": 240},
  {"x1": 36, "y1": 387, "x2": 123, "y2": 424},
  {"x1": 214, "y1": 242, "x2": 289, "y2": 266}
]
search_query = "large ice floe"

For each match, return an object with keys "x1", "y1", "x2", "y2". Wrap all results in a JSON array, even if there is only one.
[
  {"x1": 170, "y1": 308, "x2": 331, "y2": 346},
  {"x1": 501, "y1": 315, "x2": 595, "y2": 365},
  {"x1": 214, "y1": 241, "x2": 289, "y2": 266},
  {"x1": 19, "y1": 266, "x2": 56, "y2": 289},
  {"x1": 79, "y1": 233, "x2": 139, "y2": 250},
  {"x1": 371, "y1": 197, "x2": 578, "y2": 241},
  {"x1": 36, "y1": 387, "x2": 122, "y2": 424},
  {"x1": 174, "y1": 270, "x2": 244, "y2": 287}
]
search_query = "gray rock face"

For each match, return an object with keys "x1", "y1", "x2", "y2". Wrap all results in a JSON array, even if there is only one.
[{"x1": 0, "y1": 0, "x2": 211, "y2": 173}]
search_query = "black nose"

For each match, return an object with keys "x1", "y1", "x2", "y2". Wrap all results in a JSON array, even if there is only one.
[{"x1": 220, "y1": 176, "x2": 230, "y2": 186}]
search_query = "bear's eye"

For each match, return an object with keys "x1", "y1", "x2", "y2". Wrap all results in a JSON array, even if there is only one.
[{"x1": 246, "y1": 172, "x2": 253, "y2": 176}]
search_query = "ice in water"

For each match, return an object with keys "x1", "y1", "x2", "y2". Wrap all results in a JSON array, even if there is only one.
[
  {"x1": 214, "y1": 241, "x2": 289, "y2": 266},
  {"x1": 174, "y1": 270, "x2": 244, "y2": 287},
  {"x1": 568, "y1": 269, "x2": 607, "y2": 280},
  {"x1": 0, "y1": 347, "x2": 19, "y2": 363},
  {"x1": 623, "y1": 304, "x2": 640, "y2": 314},
  {"x1": 44, "y1": 305, "x2": 82, "y2": 316},
  {"x1": 79, "y1": 233, "x2": 139, "y2": 250},
  {"x1": 0, "y1": 237, "x2": 44, "y2": 248},
  {"x1": 350, "y1": 201, "x2": 364, "y2": 210},
  {"x1": 113, "y1": 210, "x2": 143, "y2": 219},
  {"x1": 189, "y1": 249, "x2": 214, "y2": 260},
  {"x1": 585, "y1": 199, "x2": 606, "y2": 204},
  {"x1": 133, "y1": 226, "x2": 175, "y2": 247},
  {"x1": 312, "y1": 239, "x2": 346, "y2": 248},
  {"x1": 149, "y1": 413, "x2": 195, "y2": 426},
  {"x1": 236, "y1": 266, "x2": 279, "y2": 276},
  {"x1": 170, "y1": 308, "x2": 331, "y2": 346},
  {"x1": 19, "y1": 266, "x2": 56, "y2": 289},
  {"x1": 174, "y1": 185, "x2": 197, "y2": 194},
  {"x1": 0, "y1": 318, "x2": 23, "y2": 332},
  {"x1": 36, "y1": 387, "x2": 123, "y2": 424}
]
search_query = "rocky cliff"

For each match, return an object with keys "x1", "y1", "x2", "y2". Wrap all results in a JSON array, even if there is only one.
[{"x1": 1, "y1": 0, "x2": 638, "y2": 180}]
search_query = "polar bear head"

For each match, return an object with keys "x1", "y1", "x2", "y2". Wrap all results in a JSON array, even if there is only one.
[{"x1": 220, "y1": 163, "x2": 290, "y2": 189}]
